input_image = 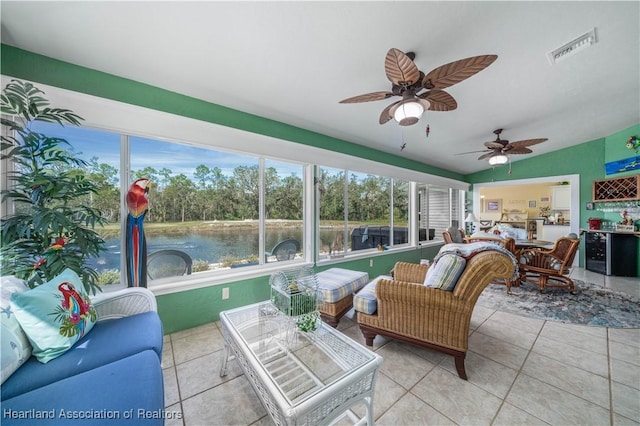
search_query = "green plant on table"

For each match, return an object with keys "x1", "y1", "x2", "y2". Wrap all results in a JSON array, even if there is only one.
[{"x1": 0, "y1": 80, "x2": 107, "y2": 294}]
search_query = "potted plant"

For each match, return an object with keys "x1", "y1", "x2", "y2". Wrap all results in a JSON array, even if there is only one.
[{"x1": 0, "y1": 80, "x2": 107, "y2": 294}]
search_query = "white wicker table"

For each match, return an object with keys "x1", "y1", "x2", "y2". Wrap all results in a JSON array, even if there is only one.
[{"x1": 219, "y1": 301, "x2": 382, "y2": 425}]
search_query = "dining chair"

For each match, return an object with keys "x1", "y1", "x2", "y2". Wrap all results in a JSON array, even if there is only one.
[
  {"x1": 147, "y1": 249, "x2": 193, "y2": 279},
  {"x1": 266, "y1": 238, "x2": 300, "y2": 261},
  {"x1": 517, "y1": 236, "x2": 580, "y2": 293}
]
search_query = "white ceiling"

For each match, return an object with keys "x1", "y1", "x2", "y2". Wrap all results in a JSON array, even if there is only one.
[{"x1": 1, "y1": 1, "x2": 639, "y2": 175}]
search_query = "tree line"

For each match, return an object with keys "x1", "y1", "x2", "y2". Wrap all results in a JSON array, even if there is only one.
[{"x1": 82, "y1": 160, "x2": 409, "y2": 224}]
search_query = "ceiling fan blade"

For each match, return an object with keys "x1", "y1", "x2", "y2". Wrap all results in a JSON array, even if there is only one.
[
  {"x1": 455, "y1": 149, "x2": 491, "y2": 155},
  {"x1": 507, "y1": 138, "x2": 548, "y2": 149},
  {"x1": 505, "y1": 147, "x2": 533, "y2": 155},
  {"x1": 418, "y1": 89, "x2": 457, "y2": 111},
  {"x1": 339, "y1": 91, "x2": 395, "y2": 103},
  {"x1": 484, "y1": 141, "x2": 506, "y2": 149},
  {"x1": 385, "y1": 48, "x2": 420, "y2": 87},
  {"x1": 478, "y1": 151, "x2": 498, "y2": 160},
  {"x1": 379, "y1": 100, "x2": 400, "y2": 124},
  {"x1": 422, "y1": 54, "x2": 498, "y2": 90}
]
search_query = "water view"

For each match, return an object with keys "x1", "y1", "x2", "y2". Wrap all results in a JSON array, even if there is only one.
[{"x1": 90, "y1": 228, "x2": 340, "y2": 271}]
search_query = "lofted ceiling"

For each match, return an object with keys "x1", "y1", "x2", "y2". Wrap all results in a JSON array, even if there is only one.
[{"x1": 1, "y1": 1, "x2": 639, "y2": 175}]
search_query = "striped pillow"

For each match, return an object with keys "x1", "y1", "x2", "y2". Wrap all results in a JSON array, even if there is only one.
[{"x1": 423, "y1": 254, "x2": 466, "y2": 291}]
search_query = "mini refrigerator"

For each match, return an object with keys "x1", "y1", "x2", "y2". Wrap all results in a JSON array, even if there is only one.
[{"x1": 585, "y1": 232, "x2": 638, "y2": 276}]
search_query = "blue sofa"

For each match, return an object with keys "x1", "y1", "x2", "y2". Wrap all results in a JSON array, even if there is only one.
[{"x1": 1, "y1": 287, "x2": 165, "y2": 425}]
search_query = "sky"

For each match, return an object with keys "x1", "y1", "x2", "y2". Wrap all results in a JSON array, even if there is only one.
[{"x1": 30, "y1": 121, "x2": 303, "y2": 181}]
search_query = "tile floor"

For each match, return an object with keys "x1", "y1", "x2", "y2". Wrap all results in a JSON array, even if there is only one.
[{"x1": 161, "y1": 267, "x2": 639, "y2": 426}]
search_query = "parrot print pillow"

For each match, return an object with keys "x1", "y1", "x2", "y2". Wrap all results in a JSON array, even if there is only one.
[{"x1": 10, "y1": 269, "x2": 97, "y2": 363}]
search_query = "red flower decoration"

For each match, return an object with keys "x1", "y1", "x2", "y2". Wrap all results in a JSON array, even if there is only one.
[{"x1": 70, "y1": 313, "x2": 80, "y2": 324}]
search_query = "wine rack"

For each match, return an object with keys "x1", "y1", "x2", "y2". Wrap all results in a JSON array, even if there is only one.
[{"x1": 592, "y1": 175, "x2": 640, "y2": 201}]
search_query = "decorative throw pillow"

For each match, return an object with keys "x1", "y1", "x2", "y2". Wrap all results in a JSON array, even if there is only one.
[
  {"x1": 423, "y1": 254, "x2": 466, "y2": 291},
  {"x1": 1, "y1": 276, "x2": 33, "y2": 384},
  {"x1": 10, "y1": 269, "x2": 97, "y2": 363}
]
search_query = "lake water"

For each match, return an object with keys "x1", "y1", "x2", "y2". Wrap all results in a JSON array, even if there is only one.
[{"x1": 90, "y1": 228, "x2": 341, "y2": 271}]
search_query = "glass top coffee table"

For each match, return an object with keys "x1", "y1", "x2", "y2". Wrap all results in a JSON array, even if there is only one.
[{"x1": 219, "y1": 301, "x2": 383, "y2": 425}]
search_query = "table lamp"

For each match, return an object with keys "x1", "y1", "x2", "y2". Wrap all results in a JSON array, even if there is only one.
[{"x1": 464, "y1": 212, "x2": 479, "y2": 235}]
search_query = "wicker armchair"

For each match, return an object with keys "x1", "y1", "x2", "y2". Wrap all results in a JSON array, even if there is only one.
[
  {"x1": 442, "y1": 227, "x2": 465, "y2": 244},
  {"x1": 517, "y1": 236, "x2": 580, "y2": 293},
  {"x1": 357, "y1": 251, "x2": 515, "y2": 380}
]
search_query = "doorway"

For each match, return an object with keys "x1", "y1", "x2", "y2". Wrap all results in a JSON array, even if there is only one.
[{"x1": 472, "y1": 174, "x2": 580, "y2": 238}]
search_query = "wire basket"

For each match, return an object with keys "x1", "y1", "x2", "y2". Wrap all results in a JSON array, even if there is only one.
[{"x1": 270, "y1": 266, "x2": 322, "y2": 333}]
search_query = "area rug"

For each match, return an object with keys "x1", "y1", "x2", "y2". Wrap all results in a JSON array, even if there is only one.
[{"x1": 477, "y1": 279, "x2": 640, "y2": 328}]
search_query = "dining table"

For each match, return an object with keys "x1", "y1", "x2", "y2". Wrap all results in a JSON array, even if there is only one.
[{"x1": 515, "y1": 239, "x2": 554, "y2": 250}]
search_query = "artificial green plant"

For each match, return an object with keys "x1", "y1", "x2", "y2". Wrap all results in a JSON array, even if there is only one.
[{"x1": 0, "y1": 80, "x2": 106, "y2": 294}]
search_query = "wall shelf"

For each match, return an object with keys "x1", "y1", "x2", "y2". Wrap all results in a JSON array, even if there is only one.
[{"x1": 593, "y1": 175, "x2": 640, "y2": 201}]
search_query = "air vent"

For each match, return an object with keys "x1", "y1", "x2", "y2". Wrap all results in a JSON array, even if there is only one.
[{"x1": 548, "y1": 28, "x2": 597, "y2": 65}]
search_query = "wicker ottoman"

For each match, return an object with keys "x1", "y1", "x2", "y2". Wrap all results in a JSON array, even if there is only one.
[{"x1": 316, "y1": 268, "x2": 369, "y2": 327}]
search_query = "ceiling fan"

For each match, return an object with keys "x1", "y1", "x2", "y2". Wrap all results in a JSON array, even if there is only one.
[
  {"x1": 458, "y1": 129, "x2": 548, "y2": 165},
  {"x1": 339, "y1": 48, "x2": 497, "y2": 126}
]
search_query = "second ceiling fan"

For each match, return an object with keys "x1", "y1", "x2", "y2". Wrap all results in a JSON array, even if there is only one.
[
  {"x1": 339, "y1": 48, "x2": 497, "y2": 126},
  {"x1": 458, "y1": 129, "x2": 548, "y2": 165}
]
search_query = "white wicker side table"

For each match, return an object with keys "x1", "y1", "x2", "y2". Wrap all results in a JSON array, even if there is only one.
[{"x1": 219, "y1": 301, "x2": 383, "y2": 425}]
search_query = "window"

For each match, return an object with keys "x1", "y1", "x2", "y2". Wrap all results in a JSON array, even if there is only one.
[
  {"x1": 264, "y1": 159, "x2": 304, "y2": 263},
  {"x1": 2, "y1": 122, "x2": 308, "y2": 288},
  {"x1": 317, "y1": 167, "x2": 410, "y2": 260},
  {"x1": 418, "y1": 184, "x2": 463, "y2": 242},
  {"x1": 1, "y1": 86, "x2": 467, "y2": 292}
]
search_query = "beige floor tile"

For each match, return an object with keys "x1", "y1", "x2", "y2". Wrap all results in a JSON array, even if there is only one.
[
  {"x1": 375, "y1": 341, "x2": 435, "y2": 389},
  {"x1": 412, "y1": 367, "x2": 503, "y2": 425},
  {"x1": 612, "y1": 381, "x2": 640, "y2": 420},
  {"x1": 470, "y1": 305, "x2": 495, "y2": 330},
  {"x1": 610, "y1": 340, "x2": 640, "y2": 366},
  {"x1": 604, "y1": 275, "x2": 640, "y2": 299},
  {"x1": 539, "y1": 321, "x2": 608, "y2": 355},
  {"x1": 468, "y1": 330, "x2": 530, "y2": 370},
  {"x1": 403, "y1": 342, "x2": 448, "y2": 366},
  {"x1": 506, "y1": 374, "x2": 610, "y2": 425},
  {"x1": 532, "y1": 335, "x2": 609, "y2": 377},
  {"x1": 172, "y1": 325, "x2": 225, "y2": 365},
  {"x1": 475, "y1": 311, "x2": 542, "y2": 350},
  {"x1": 614, "y1": 412, "x2": 640, "y2": 426},
  {"x1": 439, "y1": 350, "x2": 519, "y2": 398},
  {"x1": 609, "y1": 328, "x2": 640, "y2": 348},
  {"x1": 162, "y1": 339, "x2": 174, "y2": 368},
  {"x1": 611, "y1": 357, "x2": 640, "y2": 389},
  {"x1": 522, "y1": 352, "x2": 610, "y2": 408},
  {"x1": 164, "y1": 403, "x2": 183, "y2": 426},
  {"x1": 492, "y1": 402, "x2": 551, "y2": 425},
  {"x1": 376, "y1": 392, "x2": 455, "y2": 426},
  {"x1": 163, "y1": 366, "x2": 180, "y2": 407},
  {"x1": 181, "y1": 375, "x2": 266, "y2": 426},
  {"x1": 176, "y1": 350, "x2": 243, "y2": 400},
  {"x1": 349, "y1": 371, "x2": 407, "y2": 421},
  {"x1": 338, "y1": 321, "x2": 391, "y2": 350}
]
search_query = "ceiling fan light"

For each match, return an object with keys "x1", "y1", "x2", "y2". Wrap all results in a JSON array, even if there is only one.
[
  {"x1": 488, "y1": 154, "x2": 509, "y2": 165},
  {"x1": 393, "y1": 101, "x2": 424, "y2": 126}
]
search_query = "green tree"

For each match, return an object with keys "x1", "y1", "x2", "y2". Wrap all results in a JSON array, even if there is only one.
[{"x1": 0, "y1": 80, "x2": 107, "y2": 293}]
